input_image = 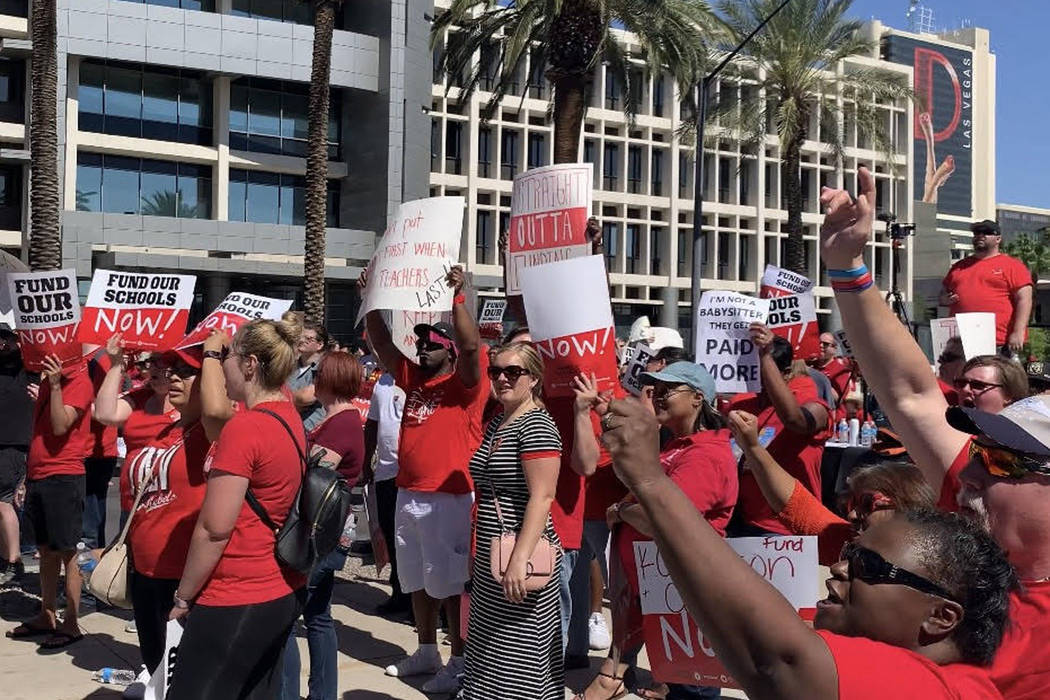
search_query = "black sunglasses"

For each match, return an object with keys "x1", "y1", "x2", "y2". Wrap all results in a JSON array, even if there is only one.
[
  {"x1": 169, "y1": 363, "x2": 199, "y2": 379},
  {"x1": 487, "y1": 365, "x2": 530, "y2": 382},
  {"x1": 415, "y1": 339, "x2": 447, "y2": 353},
  {"x1": 952, "y1": 377, "x2": 1002, "y2": 393},
  {"x1": 841, "y1": 542, "x2": 958, "y2": 602}
]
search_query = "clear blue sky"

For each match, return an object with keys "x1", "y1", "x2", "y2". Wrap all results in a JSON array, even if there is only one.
[{"x1": 848, "y1": 0, "x2": 1050, "y2": 208}]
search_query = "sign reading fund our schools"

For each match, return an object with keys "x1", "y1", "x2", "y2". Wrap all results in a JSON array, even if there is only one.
[
  {"x1": 79, "y1": 270, "x2": 196, "y2": 351},
  {"x1": 521, "y1": 255, "x2": 617, "y2": 398},
  {"x1": 178, "y1": 292, "x2": 293, "y2": 349},
  {"x1": 506, "y1": 163, "x2": 593, "y2": 295},
  {"x1": 695, "y1": 292, "x2": 770, "y2": 394},
  {"x1": 357, "y1": 197, "x2": 464, "y2": 323},
  {"x1": 760, "y1": 265, "x2": 818, "y2": 360},
  {"x1": 885, "y1": 35, "x2": 974, "y2": 217},
  {"x1": 7, "y1": 269, "x2": 82, "y2": 371}
]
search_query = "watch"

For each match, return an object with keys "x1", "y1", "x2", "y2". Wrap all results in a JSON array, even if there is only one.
[
  {"x1": 202, "y1": 350, "x2": 223, "y2": 361},
  {"x1": 173, "y1": 591, "x2": 192, "y2": 609}
]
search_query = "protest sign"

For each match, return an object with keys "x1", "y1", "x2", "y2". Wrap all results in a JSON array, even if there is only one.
[
  {"x1": 521, "y1": 255, "x2": 617, "y2": 398},
  {"x1": 955, "y1": 312, "x2": 996, "y2": 358},
  {"x1": 178, "y1": 292, "x2": 293, "y2": 349},
  {"x1": 695, "y1": 291, "x2": 770, "y2": 394},
  {"x1": 7, "y1": 269, "x2": 82, "y2": 371},
  {"x1": 760, "y1": 265, "x2": 818, "y2": 359},
  {"x1": 636, "y1": 536, "x2": 819, "y2": 689},
  {"x1": 478, "y1": 298, "x2": 507, "y2": 340},
  {"x1": 621, "y1": 343, "x2": 655, "y2": 397},
  {"x1": 760, "y1": 264, "x2": 814, "y2": 297},
  {"x1": 930, "y1": 317, "x2": 959, "y2": 362},
  {"x1": 833, "y1": 329, "x2": 854, "y2": 359},
  {"x1": 356, "y1": 197, "x2": 464, "y2": 323},
  {"x1": 506, "y1": 163, "x2": 593, "y2": 295},
  {"x1": 78, "y1": 270, "x2": 196, "y2": 351}
]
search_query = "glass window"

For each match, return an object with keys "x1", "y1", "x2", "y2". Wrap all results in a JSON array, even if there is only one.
[
  {"x1": 602, "y1": 143, "x2": 619, "y2": 190},
  {"x1": 476, "y1": 210, "x2": 493, "y2": 264},
  {"x1": 445, "y1": 121, "x2": 462, "y2": 175},
  {"x1": 603, "y1": 223, "x2": 619, "y2": 269},
  {"x1": 628, "y1": 146, "x2": 642, "y2": 193},
  {"x1": 76, "y1": 154, "x2": 102, "y2": 212},
  {"x1": 231, "y1": 0, "x2": 316, "y2": 25},
  {"x1": 229, "y1": 169, "x2": 338, "y2": 227},
  {"x1": 650, "y1": 228, "x2": 663, "y2": 275},
  {"x1": 230, "y1": 84, "x2": 249, "y2": 134},
  {"x1": 249, "y1": 88, "x2": 281, "y2": 138},
  {"x1": 229, "y1": 78, "x2": 340, "y2": 159},
  {"x1": 229, "y1": 172, "x2": 247, "y2": 223},
  {"x1": 106, "y1": 65, "x2": 141, "y2": 125},
  {"x1": 77, "y1": 154, "x2": 211, "y2": 218},
  {"x1": 140, "y1": 160, "x2": 178, "y2": 217},
  {"x1": 625, "y1": 224, "x2": 640, "y2": 274},
  {"x1": 478, "y1": 128, "x2": 491, "y2": 178},
  {"x1": 500, "y1": 130, "x2": 519, "y2": 180},
  {"x1": 247, "y1": 171, "x2": 280, "y2": 224},
  {"x1": 142, "y1": 72, "x2": 180, "y2": 140},
  {"x1": 527, "y1": 133, "x2": 546, "y2": 169}
]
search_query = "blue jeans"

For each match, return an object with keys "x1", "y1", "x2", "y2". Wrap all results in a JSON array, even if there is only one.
[
  {"x1": 567, "y1": 520, "x2": 611, "y2": 658},
  {"x1": 558, "y1": 548, "x2": 579, "y2": 651},
  {"x1": 281, "y1": 549, "x2": 347, "y2": 700}
]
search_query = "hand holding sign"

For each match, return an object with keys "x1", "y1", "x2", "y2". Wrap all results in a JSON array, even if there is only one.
[
  {"x1": 820, "y1": 165, "x2": 876, "y2": 270},
  {"x1": 572, "y1": 372, "x2": 611, "y2": 416},
  {"x1": 601, "y1": 397, "x2": 663, "y2": 492},
  {"x1": 445, "y1": 265, "x2": 466, "y2": 295},
  {"x1": 203, "y1": 329, "x2": 230, "y2": 354},
  {"x1": 105, "y1": 333, "x2": 125, "y2": 368},
  {"x1": 748, "y1": 323, "x2": 775, "y2": 356},
  {"x1": 40, "y1": 353, "x2": 64, "y2": 388}
]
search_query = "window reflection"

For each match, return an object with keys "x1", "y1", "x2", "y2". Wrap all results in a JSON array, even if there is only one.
[
  {"x1": 230, "y1": 78, "x2": 340, "y2": 159},
  {"x1": 76, "y1": 153, "x2": 212, "y2": 218},
  {"x1": 228, "y1": 169, "x2": 339, "y2": 228}
]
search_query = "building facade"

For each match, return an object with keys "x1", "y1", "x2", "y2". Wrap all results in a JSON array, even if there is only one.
[{"x1": 0, "y1": 0, "x2": 433, "y2": 339}]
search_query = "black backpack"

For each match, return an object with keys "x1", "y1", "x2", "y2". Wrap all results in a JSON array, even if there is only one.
[{"x1": 244, "y1": 408, "x2": 353, "y2": 574}]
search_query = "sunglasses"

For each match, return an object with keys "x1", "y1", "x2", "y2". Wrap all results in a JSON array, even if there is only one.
[
  {"x1": 841, "y1": 542, "x2": 958, "y2": 602},
  {"x1": 846, "y1": 491, "x2": 895, "y2": 518},
  {"x1": 820, "y1": 341, "x2": 837, "y2": 348},
  {"x1": 652, "y1": 385, "x2": 693, "y2": 403},
  {"x1": 969, "y1": 440, "x2": 1050, "y2": 479},
  {"x1": 415, "y1": 340, "x2": 447, "y2": 353},
  {"x1": 952, "y1": 377, "x2": 1003, "y2": 393},
  {"x1": 487, "y1": 365, "x2": 531, "y2": 382}
]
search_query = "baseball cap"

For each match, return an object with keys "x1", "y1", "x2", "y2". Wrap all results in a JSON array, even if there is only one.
[
  {"x1": 640, "y1": 361, "x2": 716, "y2": 404},
  {"x1": 413, "y1": 321, "x2": 457, "y2": 355},
  {"x1": 946, "y1": 395, "x2": 1050, "y2": 458},
  {"x1": 159, "y1": 346, "x2": 203, "y2": 370},
  {"x1": 970, "y1": 219, "x2": 1001, "y2": 236}
]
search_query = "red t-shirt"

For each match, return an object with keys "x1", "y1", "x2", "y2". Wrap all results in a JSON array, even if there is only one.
[
  {"x1": 547, "y1": 398, "x2": 588, "y2": 550},
  {"x1": 86, "y1": 353, "x2": 119, "y2": 459},
  {"x1": 28, "y1": 364, "x2": 94, "y2": 480},
  {"x1": 197, "y1": 400, "x2": 307, "y2": 606},
  {"x1": 727, "y1": 375, "x2": 832, "y2": 534},
  {"x1": 816, "y1": 630, "x2": 1001, "y2": 698},
  {"x1": 308, "y1": 408, "x2": 365, "y2": 485},
  {"x1": 943, "y1": 254, "x2": 1033, "y2": 345},
  {"x1": 937, "y1": 439, "x2": 973, "y2": 512},
  {"x1": 989, "y1": 583, "x2": 1050, "y2": 698},
  {"x1": 395, "y1": 354, "x2": 490, "y2": 495},
  {"x1": 119, "y1": 391, "x2": 181, "y2": 511},
  {"x1": 583, "y1": 460, "x2": 627, "y2": 521},
  {"x1": 938, "y1": 378, "x2": 960, "y2": 407},
  {"x1": 819, "y1": 358, "x2": 853, "y2": 401},
  {"x1": 127, "y1": 422, "x2": 210, "y2": 579}
]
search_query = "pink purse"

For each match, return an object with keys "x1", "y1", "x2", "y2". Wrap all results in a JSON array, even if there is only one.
[{"x1": 487, "y1": 479, "x2": 557, "y2": 592}]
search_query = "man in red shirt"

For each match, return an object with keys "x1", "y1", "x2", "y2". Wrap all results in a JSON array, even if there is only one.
[
  {"x1": 363, "y1": 266, "x2": 487, "y2": 695},
  {"x1": 810, "y1": 332, "x2": 853, "y2": 405},
  {"x1": 6, "y1": 354, "x2": 93, "y2": 649},
  {"x1": 940, "y1": 219, "x2": 1034, "y2": 354}
]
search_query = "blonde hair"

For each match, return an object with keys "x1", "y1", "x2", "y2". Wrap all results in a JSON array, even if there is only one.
[
  {"x1": 492, "y1": 341, "x2": 545, "y2": 403},
  {"x1": 234, "y1": 310, "x2": 302, "y2": 391}
]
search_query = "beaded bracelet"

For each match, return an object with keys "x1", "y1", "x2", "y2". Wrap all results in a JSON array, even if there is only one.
[{"x1": 827, "y1": 264, "x2": 874, "y2": 293}]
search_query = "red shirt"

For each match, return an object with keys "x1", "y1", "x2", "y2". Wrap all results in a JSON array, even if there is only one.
[
  {"x1": 28, "y1": 364, "x2": 94, "y2": 480},
  {"x1": 819, "y1": 358, "x2": 853, "y2": 401},
  {"x1": 816, "y1": 630, "x2": 1001, "y2": 698},
  {"x1": 197, "y1": 401, "x2": 307, "y2": 606},
  {"x1": 119, "y1": 391, "x2": 181, "y2": 511},
  {"x1": 727, "y1": 375, "x2": 832, "y2": 534},
  {"x1": 943, "y1": 254, "x2": 1033, "y2": 345},
  {"x1": 395, "y1": 354, "x2": 490, "y2": 495},
  {"x1": 308, "y1": 408, "x2": 365, "y2": 484},
  {"x1": 990, "y1": 583, "x2": 1050, "y2": 698},
  {"x1": 86, "y1": 353, "x2": 119, "y2": 459},
  {"x1": 937, "y1": 439, "x2": 973, "y2": 511},
  {"x1": 584, "y1": 460, "x2": 627, "y2": 521},
  {"x1": 938, "y1": 378, "x2": 960, "y2": 407},
  {"x1": 547, "y1": 398, "x2": 588, "y2": 550},
  {"x1": 127, "y1": 422, "x2": 210, "y2": 579}
]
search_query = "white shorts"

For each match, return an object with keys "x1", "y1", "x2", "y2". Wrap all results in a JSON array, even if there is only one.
[{"x1": 394, "y1": 489, "x2": 474, "y2": 599}]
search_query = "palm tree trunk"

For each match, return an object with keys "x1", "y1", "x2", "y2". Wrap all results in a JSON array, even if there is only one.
[
  {"x1": 29, "y1": 0, "x2": 60, "y2": 272},
  {"x1": 303, "y1": 0, "x2": 337, "y2": 325},
  {"x1": 548, "y1": 0, "x2": 600, "y2": 165},
  {"x1": 783, "y1": 135, "x2": 806, "y2": 275},
  {"x1": 551, "y1": 73, "x2": 586, "y2": 164}
]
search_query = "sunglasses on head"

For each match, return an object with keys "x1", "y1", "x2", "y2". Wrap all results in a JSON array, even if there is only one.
[
  {"x1": 487, "y1": 365, "x2": 530, "y2": 382},
  {"x1": 952, "y1": 377, "x2": 1002, "y2": 393},
  {"x1": 969, "y1": 440, "x2": 1050, "y2": 480},
  {"x1": 840, "y1": 542, "x2": 958, "y2": 602},
  {"x1": 847, "y1": 491, "x2": 895, "y2": 518}
]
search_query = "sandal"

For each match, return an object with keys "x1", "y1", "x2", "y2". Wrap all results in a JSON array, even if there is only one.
[
  {"x1": 637, "y1": 684, "x2": 669, "y2": 699},
  {"x1": 573, "y1": 671, "x2": 628, "y2": 700},
  {"x1": 39, "y1": 629, "x2": 83, "y2": 649},
  {"x1": 6, "y1": 621, "x2": 56, "y2": 639}
]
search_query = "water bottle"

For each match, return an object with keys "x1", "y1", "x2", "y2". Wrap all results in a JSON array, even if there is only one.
[
  {"x1": 92, "y1": 667, "x2": 137, "y2": 686},
  {"x1": 848, "y1": 418, "x2": 860, "y2": 446},
  {"x1": 861, "y1": 420, "x2": 877, "y2": 447},
  {"x1": 75, "y1": 542, "x2": 98, "y2": 581},
  {"x1": 836, "y1": 419, "x2": 849, "y2": 444}
]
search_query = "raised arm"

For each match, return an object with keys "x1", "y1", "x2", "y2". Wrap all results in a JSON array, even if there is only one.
[
  {"x1": 447, "y1": 265, "x2": 482, "y2": 389},
  {"x1": 93, "y1": 334, "x2": 134, "y2": 426},
  {"x1": 200, "y1": 331, "x2": 235, "y2": 442},
  {"x1": 569, "y1": 372, "x2": 609, "y2": 477},
  {"x1": 602, "y1": 399, "x2": 837, "y2": 699},
  {"x1": 41, "y1": 354, "x2": 81, "y2": 436},
  {"x1": 728, "y1": 410, "x2": 798, "y2": 514},
  {"x1": 820, "y1": 167, "x2": 968, "y2": 491},
  {"x1": 358, "y1": 270, "x2": 405, "y2": 374},
  {"x1": 751, "y1": 324, "x2": 828, "y2": 436}
]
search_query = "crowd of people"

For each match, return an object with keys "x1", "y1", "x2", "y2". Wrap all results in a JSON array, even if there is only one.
[{"x1": 0, "y1": 166, "x2": 1047, "y2": 700}]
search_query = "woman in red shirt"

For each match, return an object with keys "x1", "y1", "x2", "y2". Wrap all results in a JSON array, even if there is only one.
[
  {"x1": 168, "y1": 312, "x2": 307, "y2": 700},
  {"x1": 576, "y1": 362, "x2": 737, "y2": 700},
  {"x1": 282, "y1": 351, "x2": 365, "y2": 700}
]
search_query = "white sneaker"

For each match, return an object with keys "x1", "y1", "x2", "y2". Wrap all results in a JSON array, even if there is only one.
[
  {"x1": 588, "y1": 612, "x2": 611, "y2": 650},
  {"x1": 422, "y1": 656, "x2": 464, "y2": 694},
  {"x1": 384, "y1": 646, "x2": 443, "y2": 678}
]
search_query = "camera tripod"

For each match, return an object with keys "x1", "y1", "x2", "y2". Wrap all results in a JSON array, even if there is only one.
[{"x1": 886, "y1": 235, "x2": 916, "y2": 338}]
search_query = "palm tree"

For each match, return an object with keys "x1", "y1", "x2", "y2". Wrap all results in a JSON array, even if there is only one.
[
  {"x1": 1004, "y1": 229, "x2": 1050, "y2": 281},
  {"x1": 302, "y1": 0, "x2": 342, "y2": 325},
  {"x1": 140, "y1": 190, "x2": 203, "y2": 219},
  {"x1": 714, "y1": 0, "x2": 912, "y2": 274},
  {"x1": 29, "y1": 0, "x2": 60, "y2": 271},
  {"x1": 433, "y1": 0, "x2": 718, "y2": 166}
]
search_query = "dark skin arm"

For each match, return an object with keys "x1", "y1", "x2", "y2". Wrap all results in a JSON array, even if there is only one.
[
  {"x1": 750, "y1": 324, "x2": 828, "y2": 436},
  {"x1": 447, "y1": 265, "x2": 482, "y2": 389},
  {"x1": 499, "y1": 228, "x2": 527, "y2": 324},
  {"x1": 362, "y1": 417, "x2": 378, "y2": 484},
  {"x1": 358, "y1": 269, "x2": 405, "y2": 374},
  {"x1": 601, "y1": 398, "x2": 838, "y2": 699}
]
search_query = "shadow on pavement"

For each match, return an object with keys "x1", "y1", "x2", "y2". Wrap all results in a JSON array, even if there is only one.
[
  {"x1": 333, "y1": 617, "x2": 405, "y2": 669},
  {"x1": 77, "y1": 689, "x2": 122, "y2": 699},
  {"x1": 39, "y1": 630, "x2": 141, "y2": 675},
  {"x1": 342, "y1": 692, "x2": 409, "y2": 700}
]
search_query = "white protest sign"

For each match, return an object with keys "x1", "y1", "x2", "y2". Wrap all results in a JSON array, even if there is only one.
[
  {"x1": 621, "y1": 342, "x2": 655, "y2": 396},
  {"x1": 178, "y1": 292, "x2": 293, "y2": 348},
  {"x1": 78, "y1": 269, "x2": 196, "y2": 351},
  {"x1": 506, "y1": 163, "x2": 593, "y2": 295},
  {"x1": 761, "y1": 264, "x2": 814, "y2": 296},
  {"x1": 357, "y1": 196, "x2": 464, "y2": 323},
  {"x1": 930, "y1": 317, "x2": 959, "y2": 362},
  {"x1": 7, "y1": 269, "x2": 82, "y2": 371},
  {"x1": 695, "y1": 291, "x2": 770, "y2": 393},
  {"x1": 956, "y1": 312, "x2": 997, "y2": 358},
  {"x1": 833, "y1": 329, "x2": 854, "y2": 359},
  {"x1": 521, "y1": 255, "x2": 617, "y2": 397}
]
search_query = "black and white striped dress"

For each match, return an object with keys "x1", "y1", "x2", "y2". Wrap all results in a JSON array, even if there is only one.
[{"x1": 463, "y1": 408, "x2": 564, "y2": 700}]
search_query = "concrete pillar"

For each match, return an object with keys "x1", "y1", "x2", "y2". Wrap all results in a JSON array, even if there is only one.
[
  {"x1": 213, "y1": 76, "x2": 230, "y2": 221},
  {"x1": 205, "y1": 274, "x2": 231, "y2": 309},
  {"x1": 62, "y1": 56, "x2": 80, "y2": 212},
  {"x1": 659, "y1": 283, "x2": 678, "y2": 331},
  {"x1": 215, "y1": 0, "x2": 233, "y2": 14}
]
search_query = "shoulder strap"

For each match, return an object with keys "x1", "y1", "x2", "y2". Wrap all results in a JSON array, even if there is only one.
[
  {"x1": 255, "y1": 408, "x2": 308, "y2": 467},
  {"x1": 244, "y1": 407, "x2": 307, "y2": 534}
]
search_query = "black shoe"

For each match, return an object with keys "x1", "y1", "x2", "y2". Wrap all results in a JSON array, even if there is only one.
[
  {"x1": 0, "y1": 560, "x2": 24, "y2": 586},
  {"x1": 565, "y1": 653, "x2": 591, "y2": 670}
]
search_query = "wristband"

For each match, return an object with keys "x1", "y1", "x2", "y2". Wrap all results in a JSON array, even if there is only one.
[
  {"x1": 173, "y1": 592, "x2": 192, "y2": 609},
  {"x1": 453, "y1": 293, "x2": 466, "y2": 305},
  {"x1": 202, "y1": 350, "x2": 223, "y2": 361},
  {"x1": 828, "y1": 264, "x2": 873, "y2": 293}
]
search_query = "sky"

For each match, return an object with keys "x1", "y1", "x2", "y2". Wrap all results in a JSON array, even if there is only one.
[{"x1": 847, "y1": 0, "x2": 1050, "y2": 209}]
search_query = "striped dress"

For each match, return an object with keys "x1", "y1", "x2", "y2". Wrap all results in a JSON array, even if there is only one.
[{"x1": 463, "y1": 408, "x2": 564, "y2": 700}]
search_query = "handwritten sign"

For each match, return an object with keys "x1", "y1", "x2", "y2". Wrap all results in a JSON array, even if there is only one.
[
  {"x1": 478, "y1": 298, "x2": 507, "y2": 341},
  {"x1": 930, "y1": 317, "x2": 958, "y2": 363},
  {"x1": 521, "y1": 255, "x2": 617, "y2": 398},
  {"x1": 357, "y1": 197, "x2": 464, "y2": 323},
  {"x1": 761, "y1": 265, "x2": 818, "y2": 360},
  {"x1": 78, "y1": 270, "x2": 196, "y2": 351},
  {"x1": 7, "y1": 269, "x2": 82, "y2": 371},
  {"x1": 695, "y1": 292, "x2": 770, "y2": 393},
  {"x1": 178, "y1": 292, "x2": 292, "y2": 349},
  {"x1": 621, "y1": 342, "x2": 655, "y2": 396},
  {"x1": 635, "y1": 537, "x2": 818, "y2": 689},
  {"x1": 506, "y1": 163, "x2": 593, "y2": 295},
  {"x1": 833, "y1": 329, "x2": 854, "y2": 359}
]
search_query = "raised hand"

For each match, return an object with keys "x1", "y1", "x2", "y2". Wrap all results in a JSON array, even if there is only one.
[
  {"x1": 203, "y1": 329, "x2": 230, "y2": 355},
  {"x1": 40, "y1": 354, "x2": 63, "y2": 388},
  {"x1": 105, "y1": 333, "x2": 125, "y2": 367},
  {"x1": 600, "y1": 397, "x2": 663, "y2": 492},
  {"x1": 445, "y1": 265, "x2": 466, "y2": 294},
  {"x1": 727, "y1": 410, "x2": 760, "y2": 451},
  {"x1": 819, "y1": 165, "x2": 876, "y2": 270},
  {"x1": 571, "y1": 372, "x2": 611, "y2": 416},
  {"x1": 749, "y1": 323, "x2": 776, "y2": 356}
]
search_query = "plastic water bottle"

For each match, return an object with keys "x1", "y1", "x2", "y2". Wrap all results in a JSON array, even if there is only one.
[
  {"x1": 848, "y1": 418, "x2": 860, "y2": 446},
  {"x1": 75, "y1": 542, "x2": 98, "y2": 581},
  {"x1": 836, "y1": 419, "x2": 849, "y2": 444},
  {"x1": 860, "y1": 420, "x2": 876, "y2": 447},
  {"x1": 91, "y1": 667, "x2": 136, "y2": 686}
]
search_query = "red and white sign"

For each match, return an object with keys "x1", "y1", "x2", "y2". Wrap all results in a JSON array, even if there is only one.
[
  {"x1": 636, "y1": 537, "x2": 818, "y2": 689},
  {"x1": 760, "y1": 265, "x2": 819, "y2": 360},
  {"x1": 506, "y1": 163, "x2": 593, "y2": 295},
  {"x1": 521, "y1": 255, "x2": 616, "y2": 398},
  {"x1": 177, "y1": 292, "x2": 292, "y2": 349},
  {"x1": 478, "y1": 298, "x2": 507, "y2": 340},
  {"x1": 79, "y1": 270, "x2": 196, "y2": 351},
  {"x1": 7, "y1": 269, "x2": 82, "y2": 371}
]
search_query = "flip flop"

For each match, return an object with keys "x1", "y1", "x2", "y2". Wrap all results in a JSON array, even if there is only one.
[
  {"x1": 572, "y1": 671, "x2": 628, "y2": 700},
  {"x1": 636, "y1": 684, "x2": 670, "y2": 699},
  {"x1": 39, "y1": 630, "x2": 83, "y2": 649},
  {"x1": 6, "y1": 621, "x2": 56, "y2": 639}
]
